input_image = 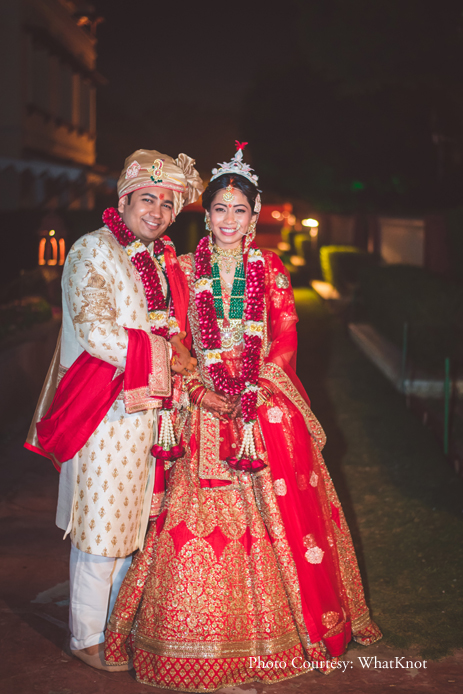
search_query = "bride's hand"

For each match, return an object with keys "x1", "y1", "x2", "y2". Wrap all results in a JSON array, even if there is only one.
[{"x1": 201, "y1": 391, "x2": 233, "y2": 420}]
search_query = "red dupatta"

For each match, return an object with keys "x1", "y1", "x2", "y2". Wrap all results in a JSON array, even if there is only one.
[
  {"x1": 257, "y1": 251, "x2": 355, "y2": 657},
  {"x1": 33, "y1": 329, "x2": 167, "y2": 468}
]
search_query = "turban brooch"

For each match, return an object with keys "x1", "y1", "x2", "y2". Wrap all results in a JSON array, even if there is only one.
[{"x1": 117, "y1": 149, "x2": 204, "y2": 218}]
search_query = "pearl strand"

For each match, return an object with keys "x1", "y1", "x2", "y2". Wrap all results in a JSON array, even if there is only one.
[
  {"x1": 238, "y1": 423, "x2": 257, "y2": 459},
  {"x1": 159, "y1": 410, "x2": 177, "y2": 449}
]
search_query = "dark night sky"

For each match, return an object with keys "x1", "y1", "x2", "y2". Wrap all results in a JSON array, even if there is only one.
[
  {"x1": 91, "y1": 1, "x2": 463, "y2": 212},
  {"x1": 92, "y1": 0, "x2": 299, "y2": 175}
]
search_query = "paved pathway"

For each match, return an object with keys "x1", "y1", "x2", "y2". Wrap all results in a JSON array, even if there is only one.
[{"x1": 0, "y1": 289, "x2": 461, "y2": 693}]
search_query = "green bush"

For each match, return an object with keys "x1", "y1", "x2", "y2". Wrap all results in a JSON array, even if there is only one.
[
  {"x1": 0, "y1": 296, "x2": 53, "y2": 342},
  {"x1": 359, "y1": 264, "x2": 463, "y2": 371},
  {"x1": 319, "y1": 245, "x2": 374, "y2": 293},
  {"x1": 293, "y1": 233, "x2": 312, "y2": 259},
  {"x1": 0, "y1": 267, "x2": 62, "y2": 306}
]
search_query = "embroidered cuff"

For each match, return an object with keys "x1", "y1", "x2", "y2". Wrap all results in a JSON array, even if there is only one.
[{"x1": 148, "y1": 334, "x2": 172, "y2": 397}]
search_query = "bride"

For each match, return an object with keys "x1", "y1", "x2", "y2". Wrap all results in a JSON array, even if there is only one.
[{"x1": 105, "y1": 143, "x2": 382, "y2": 691}]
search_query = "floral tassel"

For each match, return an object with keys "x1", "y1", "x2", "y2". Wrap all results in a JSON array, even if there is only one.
[
  {"x1": 226, "y1": 422, "x2": 266, "y2": 473},
  {"x1": 151, "y1": 410, "x2": 185, "y2": 461}
]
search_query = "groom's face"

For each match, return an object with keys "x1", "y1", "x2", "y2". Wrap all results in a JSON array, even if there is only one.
[{"x1": 118, "y1": 186, "x2": 174, "y2": 246}]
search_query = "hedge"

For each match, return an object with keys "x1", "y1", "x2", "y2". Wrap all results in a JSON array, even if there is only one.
[
  {"x1": 359, "y1": 264, "x2": 463, "y2": 371},
  {"x1": 0, "y1": 297, "x2": 52, "y2": 342},
  {"x1": 319, "y1": 245, "x2": 375, "y2": 294}
]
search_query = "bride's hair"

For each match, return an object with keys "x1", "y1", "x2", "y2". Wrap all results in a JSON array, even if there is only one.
[{"x1": 202, "y1": 174, "x2": 258, "y2": 212}]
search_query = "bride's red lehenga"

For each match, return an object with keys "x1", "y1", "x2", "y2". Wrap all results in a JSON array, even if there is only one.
[{"x1": 105, "y1": 249, "x2": 382, "y2": 691}]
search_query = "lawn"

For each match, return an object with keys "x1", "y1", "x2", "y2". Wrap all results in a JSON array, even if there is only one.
[{"x1": 294, "y1": 288, "x2": 463, "y2": 659}]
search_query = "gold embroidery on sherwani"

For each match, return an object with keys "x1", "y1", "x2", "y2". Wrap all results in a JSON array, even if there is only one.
[
  {"x1": 73, "y1": 261, "x2": 114, "y2": 324},
  {"x1": 70, "y1": 400, "x2": 152, "y2": 557},
  {"x1": 61, "y1": 227, "x2": 173, "y2": 557}
]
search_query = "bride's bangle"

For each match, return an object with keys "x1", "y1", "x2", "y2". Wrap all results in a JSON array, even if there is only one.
[
  {"x1": 190, "y1": 385, "x2": 207, "y2": 406},
  {"x1": 186, "y1": 378, "x2": 203, "y2": 396},
  {"x1": 197, "y1": 388, "x2": 208, "y2": 408},
  {"x1": 184, "y1": 369, "x2": 201, "y2": 386},
  {"x1": 257, "y1": 384, "x2": 273, "y2": 408}
]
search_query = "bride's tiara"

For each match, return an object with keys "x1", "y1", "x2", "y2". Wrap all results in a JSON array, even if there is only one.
[{"x1": 210, "y1": 141, "x2": 259, "y2": 187}]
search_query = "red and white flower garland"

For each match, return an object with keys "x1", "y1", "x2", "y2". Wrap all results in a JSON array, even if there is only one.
[
  {"x1": 102, "y1": 207, "x2": 179, "y2": 344},
  {"x1": 194, "y1": 235, "x2": 266, "y2": 471},
  {"x1": 102, "y1": 207, "x2": 183, "y2": 460}
]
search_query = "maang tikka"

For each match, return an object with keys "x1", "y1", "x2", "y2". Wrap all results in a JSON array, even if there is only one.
[{"x1": 222, "y1": 185, "x2": 235, "y2": 203}]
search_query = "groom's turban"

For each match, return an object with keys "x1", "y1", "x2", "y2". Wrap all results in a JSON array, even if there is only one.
[{"x1": 117, "y1": 149, "x2": 204, "y2": 218}]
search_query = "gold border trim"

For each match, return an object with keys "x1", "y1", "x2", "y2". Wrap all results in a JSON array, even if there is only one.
[
  {"x1": 148, "y1": 334, "x2": 171, "y2": 397},
  {"x1": 198, "y1": 409, "x2": 233, "y2": 481},
  {"x1": 107, "y1": 615, "x2": 132, "y2": 635},
  {"x1": 124, "y1": 386, "x2": 162, "y2": 413},
  {"x1": 351, "y1": 609, "x2": 373, "y2": 632},
  {"x1": 134, "y1": 628, "x2": 301, "y2": 659},
  {"x1": 261, "y1": 363, "x2": 326, "y2": 451}
]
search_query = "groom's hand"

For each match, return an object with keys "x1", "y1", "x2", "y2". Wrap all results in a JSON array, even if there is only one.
[{"x1": 170, "y1": 332, "x2": 197, "y2": 375}]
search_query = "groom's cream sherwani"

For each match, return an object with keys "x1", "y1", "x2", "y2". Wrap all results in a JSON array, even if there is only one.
[{"x1": 58, "y1": 225, "x2": 171, "y2": 557}]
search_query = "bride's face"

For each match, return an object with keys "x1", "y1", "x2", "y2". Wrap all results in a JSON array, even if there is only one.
[{"x1": 208, "y1": 187, "x2": 256, "y2": 250}]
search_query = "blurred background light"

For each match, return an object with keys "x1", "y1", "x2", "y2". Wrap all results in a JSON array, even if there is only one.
[{"x1": 301, "y1": 218, "x2": 319, "y2": 228}]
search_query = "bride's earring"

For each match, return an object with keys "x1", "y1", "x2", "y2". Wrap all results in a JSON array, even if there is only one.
[
  {"x1": 205, "y1": 213, "x2": 212, "y2": 233},
  {"x1": 248, "y1": 220, "x2": 257, "y2": 236}
]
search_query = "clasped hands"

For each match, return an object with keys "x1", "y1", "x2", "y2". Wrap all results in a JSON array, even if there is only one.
[
  {"x1": 173, "y1": 337, "x2": 274, "y2": 420},
  {"x1": 201, "y1": 381, "x2": 273, "y2": 420},
  {"x1": 169, "y1": 332, "x2": 197, "y2": 375},
  {"x1": 201, "y1": 391, "x2": 241, "y2": 421},
  {"x1": 168, "y1": 335, "x2": 240, "y2": 419}
]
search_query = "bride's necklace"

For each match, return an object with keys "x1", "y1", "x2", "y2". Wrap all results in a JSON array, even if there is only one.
[
  {"x1": 194, "y1": 234, "x2": 266, "y2": 470},
  {"x1": 211, "y1": 252, "x2": 245, "y2": 321},
  {"x1": 212, "y1": 244, "x2": 242, "y2": 274},
  {"x1": 211, "y1": 253, "x2": 246, "y2": 350}
]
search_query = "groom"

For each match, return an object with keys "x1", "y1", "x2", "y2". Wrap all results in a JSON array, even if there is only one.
[{"x1": 26, "y1": 149, "x2": 203, "y2": 670}]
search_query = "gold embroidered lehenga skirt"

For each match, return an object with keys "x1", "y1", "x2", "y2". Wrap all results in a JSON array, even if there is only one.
[
  {"x1": 105, "y1": 396, "x2": 381, "y2": 691},
  {"x1": 105, "y1": 251, "x2": 381, "y2": 690}
]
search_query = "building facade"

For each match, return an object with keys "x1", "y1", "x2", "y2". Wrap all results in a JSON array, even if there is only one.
[{"x1": 0, "y1": 0, "x2": 106, "y2": 210}]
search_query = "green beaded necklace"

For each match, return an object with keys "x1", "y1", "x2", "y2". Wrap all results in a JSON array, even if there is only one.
[{"x1": 211, "y1": 259, "x2": 246, "y2": 320}]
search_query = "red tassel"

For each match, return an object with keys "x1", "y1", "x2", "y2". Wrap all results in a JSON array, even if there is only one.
[
  {"x1": 226, "y1": 456, "x2": 266, "y2": 473},
  {"x1": 235, "y1": 140, "x2": 248, "y2": 151},
  {"x1": 151, "y1": 443, "x2": 185, "y2": 461},
  {"x1": 151, "y1": 445, "x2": 171, "y2": 459},
  {"x1": 169, "y1": 444, "x2": 185, "y2": 460}
]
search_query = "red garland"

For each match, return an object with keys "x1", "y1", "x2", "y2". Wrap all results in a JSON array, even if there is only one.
[
  {"x1": 194, "y1": 235, "x2": 265, "y2": 421},
  {"x1": 103, "y1": 208, "x2": 168, "y2": 329},
  {"x1": 102, "y1": 207, "x2": 174, "y2": 407}
]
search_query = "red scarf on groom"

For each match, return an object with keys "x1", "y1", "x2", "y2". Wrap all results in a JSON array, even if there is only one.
[{"x1": 25, "y1": 241, "x2": 189, "y2": 470}]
